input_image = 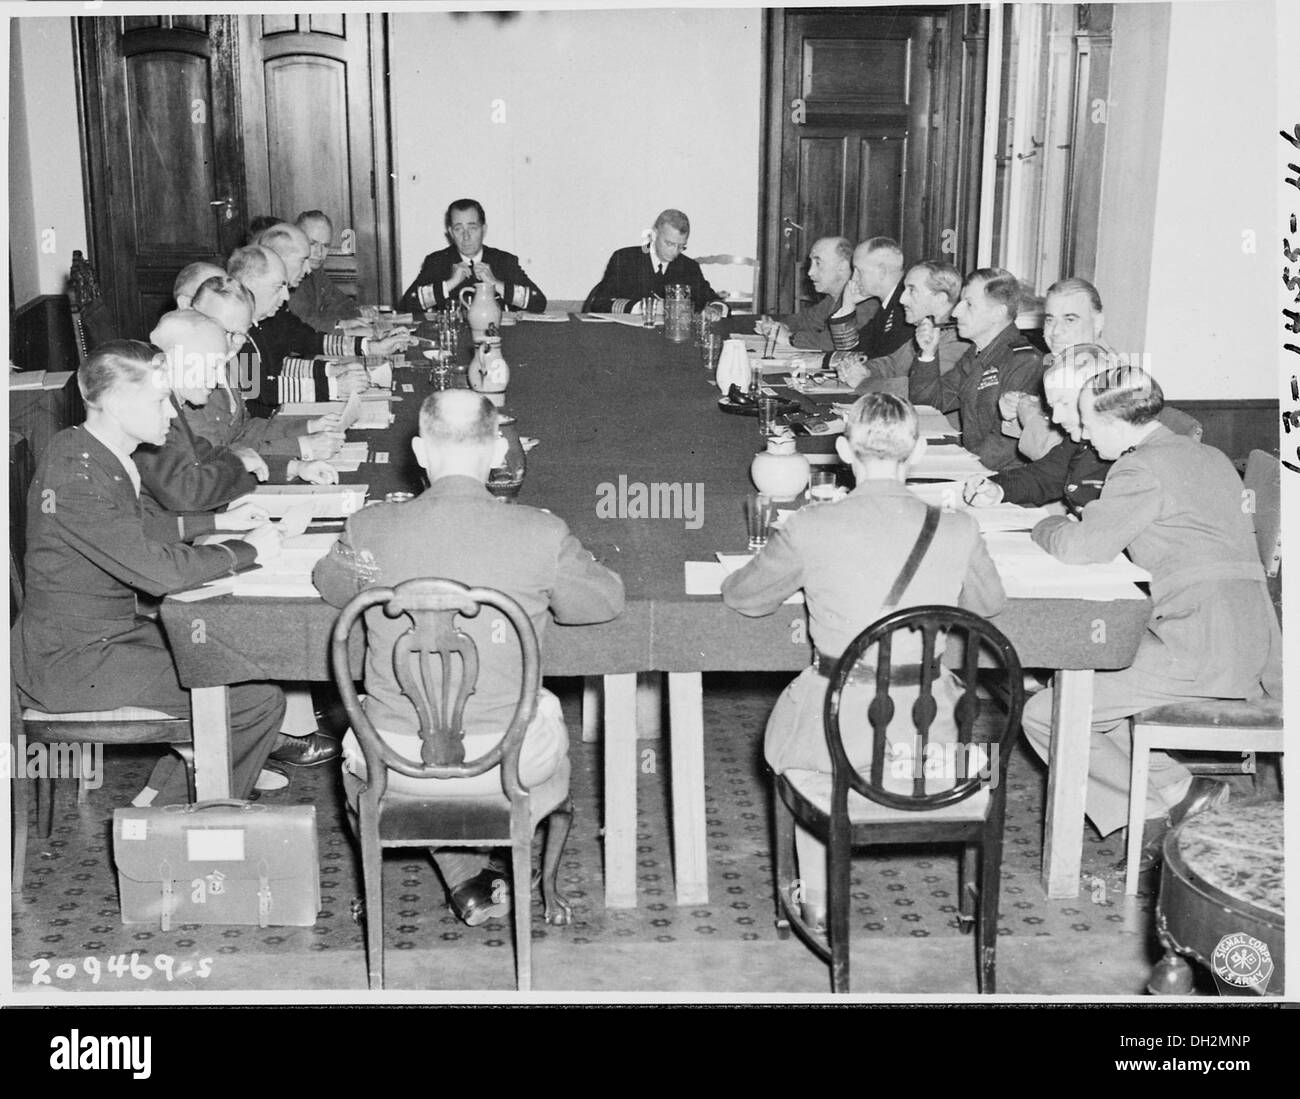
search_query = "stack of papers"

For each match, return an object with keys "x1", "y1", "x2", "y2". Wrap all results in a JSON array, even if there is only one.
[
  {"x1": 983, "y1": 531, "x2": 1149, "y2": 600},
  {"x1": 683, "y1": 552, "x2": 804, "y2": 603},
  {"x1": 228, "y1": 534, "x2": 338, "y2": 598},
  {"x1": 353, "y1": 399, "x2": 394, "y2": 430},
  {"x1": 230, "y1": 484, "x2": 368, "y2": 518},
  {"x1": 329, "y1": 441, "x2": 370, "y2": 473},
  {"x1": 573, "y1": 312, "x2": 658, "y2": 328},
  {"x1": 516, "y1": 313, "x2": 569, "y2": 323}
]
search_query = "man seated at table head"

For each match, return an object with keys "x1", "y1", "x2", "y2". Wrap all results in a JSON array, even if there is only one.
[
  {"x1": 721, "y1": 392, "x2": 1006, "y2": 928},
  {"x1": 999, "y1": 277, "x2": 1112, "y2": 461},
  {"x1": 908, "y1": 267, "x2": 1044, "y2": 472},
  {"x1": 173, "y1": 261, "x2": 226, "y2": 310},
  {"x1": 187, "y1": 277, "x2": 342, "y2": 484},
  {"x1": 230, "y1": 243, "x2": 408, "y2": 419},
  {"x1": 13, "y1": 338, "x2": 286, "y2": 806},
  {"x1": 823, "y1": 237, "x2": 914, "y2": 358},
  {"x1": 287, "y1": 210, "x2": 363, "y2": 332},
  {"x1": 1019, "y1": 363, "x2": 1281, "y2": 869},
  {"x1": 582, "y1": 208, "x2": 725, "y2": 315},
  {"x1": 399, "y1": 198, "x2": 547, "y2": 316},
  {"x1": 313, "y1": 389, "x2": 625, "y2": 925},
  {"x1": 835, "y1": 259, "x2": 967, "y2": 393},
  {"x1": 749, "y1": 237, "x2": 874, "y2": 350}
]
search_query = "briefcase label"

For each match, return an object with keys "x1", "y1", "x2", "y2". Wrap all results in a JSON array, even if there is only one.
[
  {"x1": 121, "y1": 819, "x2": 148, "y2": 841},
  {"x1": 186, "y1": 829, "x2": 246, "y2": 862}
]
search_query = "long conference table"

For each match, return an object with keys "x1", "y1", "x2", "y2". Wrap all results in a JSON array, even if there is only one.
[{"x1": 159, "y1": 316, "x2": 1152, "y2": 902}]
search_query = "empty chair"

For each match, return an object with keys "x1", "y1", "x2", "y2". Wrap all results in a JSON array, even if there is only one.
[
  {"x1": 693, "y1": 254, "x2": 759, "y2": 313},
  {"x1": 68, "y1": 250, "x2": 117, "y2": 362}
]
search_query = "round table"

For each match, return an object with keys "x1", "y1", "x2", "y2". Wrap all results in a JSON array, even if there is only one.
[{"x1": 1149, "y1": 798, "x2": 1285, "y2": 995}]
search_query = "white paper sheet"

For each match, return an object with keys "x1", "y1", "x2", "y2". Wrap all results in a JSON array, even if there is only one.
[
  {"x1": 226, "y1": 535, "x2": 338, "y2": 598},
  {"x1": 230, "y1": 484, "x2": 367, "y2": 518},
  {"x1": 515, "y1": 313, "x2": 570, "y2": 323}
]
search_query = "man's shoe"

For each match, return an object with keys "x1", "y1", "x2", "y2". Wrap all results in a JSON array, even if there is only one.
[
  {"x1": 1168, "y1": 777, "x2": 1231, "y2": 828},
  {"x1": 269, "y1": 730, "x2": 341, "y2": 768},
  {"x1": 448, "y1": 867, "x2": 512, "y2": 927}
]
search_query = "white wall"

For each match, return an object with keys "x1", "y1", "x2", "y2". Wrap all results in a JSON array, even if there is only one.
[
  {"x1": 8, "y1": 17, "x2": 88, "y2": 306},
  {"x1": 1137, "y1": 0, "x2": 1276, "y2": 399},
  {"x1": 389, "y1": 8, "x2": 763, "y2": 304}
]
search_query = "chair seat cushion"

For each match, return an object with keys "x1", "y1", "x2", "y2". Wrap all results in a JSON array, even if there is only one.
[
  {"x1": 782, "y1": 769, "x2": 989, "y2": 824},
  {"x1": 1136, "y1": 698, "x2": 1283, "y2": 728},
  {"x1": 23, "y1": 705, "x2": 181, "y2": 723}
]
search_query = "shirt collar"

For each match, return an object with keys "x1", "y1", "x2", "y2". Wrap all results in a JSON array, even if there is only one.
[
  {"x1": 459, "y1": 250, "x2": 485, "y2": 266},
  {"x1": 422, "y1": 473, "x2": 494, "y2": 500},
  {"x1": 84, "y1": 423, "x2": 142, "y2": 496}
]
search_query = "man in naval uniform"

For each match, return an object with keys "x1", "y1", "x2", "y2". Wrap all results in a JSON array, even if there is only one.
[{"x1": 583, "y1": 208, "x2": 724, "y2": 314}]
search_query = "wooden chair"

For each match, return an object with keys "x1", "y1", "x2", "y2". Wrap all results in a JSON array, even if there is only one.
[
  {"x1": 330, "y1": 577, "x2": 574, "y2": 991},
  {"x1": 772, "y1": 606, "x2": 1024, "y2": 993},
  {"x1": 9, "y1": 517, "x2": 196, "y2": 891},
  {"x1": 694, "y1": 254, "x2": 760, "y2": 313},
  {"x1": 68, "y1": 250, "x2": 117, "y2": 363},
  {"x1": 1122, "y1": 449, "x2": 1284, "y2": 895}
]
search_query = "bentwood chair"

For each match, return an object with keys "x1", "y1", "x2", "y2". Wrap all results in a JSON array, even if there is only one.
[
  {"x1": 68, "y1": 250, "x2": 117, "y2": 363},
  {"x1": 773, "y1": 606, "x2": 1024, "y2": 994},
  {"x1": 694, "y1": 254, "x2": 760, "y2": 313},
  {"x1": 330, "y1": 577, "x2": 574, "y2": 991},
  {"x1": 1123, "y1": 450, "x2": 1284, "y2": 894}
]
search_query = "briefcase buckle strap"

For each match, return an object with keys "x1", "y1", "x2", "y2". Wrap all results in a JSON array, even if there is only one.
[
  {"x1": 258, "y1": 861, "x2": 272, "y2": 928},
  {"x1": 159, "y1": 859, "x2": 175, "y2": 933}
]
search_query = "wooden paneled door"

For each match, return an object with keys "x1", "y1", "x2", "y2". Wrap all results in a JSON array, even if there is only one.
[
  {"x1": 76, "y1": 13, "x2": 395, "y2": 340},
  {"x1": 759, "y1": 6, "x2": 984, "y2": 313},
  {"x1": 76, "y1": 15, "x2": 247, "y2": 336},
  {"x1": 237, "y1": 13, "x2": 395, "y2": 304}
]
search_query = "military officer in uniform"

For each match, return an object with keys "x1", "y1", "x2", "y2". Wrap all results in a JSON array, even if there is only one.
[
  {"x1": 908, "y1": 267, "x2": 1044, "y2": 472},
  {"x1": 583, "y1": 208, "x2": 724, "y2": 314},
  {"x1": 833, "y1": 260, "x2": 968, "y2": 394},
  {"x1": 313, "y1": 390, "x2": 624, "y2": 925},
  {"x1": 1020, "y1": 365, "x2": 1282, "y2": 865},
  {"x1": 744, "y1": 237, "x2": 875, "y2": 350},
  {"x1": 172, "y1": 261, "x2": 226, "y2": 310},
  {"x1": 399, "y1": 198, "x2": 547, "y2": 315},
  {"x1": 288, "y1": 210, "x2": 363, "y2": 332},
  {"x1": 13, "y1": 340, "x2": 286, "y2": 805},
  {"x1": 231, "y1": 243, "x2": 408, "y2": 418},
  {"x1": 721, "y1": 393, "x2": 1006, "y2": 928},
  {"x1": 825, "y1": 237, "x2": 914, "y2": 357}
]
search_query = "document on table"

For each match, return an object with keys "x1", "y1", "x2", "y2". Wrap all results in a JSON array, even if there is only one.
[
  {"x1": 683, "y1": 555, "x2": 804, "y2": 603},
  {"x1": 983, "y1": 531, "x2": 1149, "y2": 600},
  {"x1": 328, "y1": 441, "x2": 369, "y2": 473},
  {"x1": 908, "y1": 444, "x2": 989, "y2": 481},
  {"x1": 227, "y1": 533, "x2": 338, "y2": 598},
  {"x1": 573, "y1": 312, "x2": 656, "y2": 327},
  {"x1": 230, "y1": 484, "x2": 368, "y2": 518},
  {"x1": 515, "y1": 312, "x2": 570, "y2": 323}
]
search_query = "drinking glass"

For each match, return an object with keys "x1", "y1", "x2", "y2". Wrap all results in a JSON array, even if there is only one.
[
  {"x1": 699, "y1": 331, "x2": 721, "y2": 373},
  {"x1": 641, "y1": 296, "x2": 657, "y2": 326},
  {"x1": 757, "y1": 397, "x2": 781, "y2": 438},
  {"x1": 663, "y1": 283, "x2": 693, "y2": 342},
  {"x1": 747, "y1": 493, "x2": 775, "y2": 550},
  {"x1": 808, "y1": 469, "x2": 839, "y2": 504}
]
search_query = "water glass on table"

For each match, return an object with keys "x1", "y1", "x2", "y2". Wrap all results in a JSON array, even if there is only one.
[
  {"x1": 641, "y1": 296, "x2": 657, "y2": 326},
  {"x1": 700, "y1": 331, "x2": 721, "y2": 373},
  {"x1": 757, "y1": 396, "x2": 782, "y2": 438},
  {"x1": 807, "y1": 468, "x2": 839, "y2": 505},
  {"x1": 747, "y1": 493, "x2": 775, "y2": 550}
]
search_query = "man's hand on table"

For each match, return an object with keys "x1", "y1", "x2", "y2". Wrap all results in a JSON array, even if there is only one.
[
  {"x1": 755, "y1": 316, "x2": 790, "y2": 343},
  {"x1": 962, "y1": 475, "x2": 1004, "y2": 507},
  {"x1": 289, "y1": 459, "x2": 339, "y2": 485},
  {"x1": 299, "y1": 432, "x2": 343, "y2": 461},
  {"x1": 237, "y1": 522, "x2": 283, "y2": 562},
  {"x1": 834, "y1": 352, "x2": 871, "y2": 387},
  {"x1": 368, "y1": 332, "x2": 412, "y2": 357},
  {"x1": 213, "y1": 501, "x2": 271, "y2": 530},
  {"x1": 233, "y1": 447, "x2": 270, "y2": 482},
  {"x1": 471, "y1": 263, "x2": 502, "y2": 297},
  {"x1": 307, "y1": 411, "x2": 343, "y2": 434},
  {"x1": 446, "y1": 261, "x2": 474, "y2": 293}
]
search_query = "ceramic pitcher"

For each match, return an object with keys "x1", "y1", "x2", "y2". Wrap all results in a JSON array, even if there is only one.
[{"x1": 459, "y1": 279, "x2": 501, "y2": 341}]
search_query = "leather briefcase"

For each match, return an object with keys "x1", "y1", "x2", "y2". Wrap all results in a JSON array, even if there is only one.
[{"x1": 113, "y1": 800, "x2": 321, "y2": 930}]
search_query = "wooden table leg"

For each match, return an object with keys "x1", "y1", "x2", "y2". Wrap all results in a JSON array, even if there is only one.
[
  {"x1": 581, "y1": 676, "x2": 602, "y2": 743},
  {"x1": 668, "y1": 672, "x2": 708, "y2": 905},
  {"x1": 602, "y1": 673, "x2": 638, "y2": 908},
  {"x1": 1042, "y1": 668, "x2": 1093, "y2": 899},
  {"x1": 189, "y1": 685, "x2": 233, "y2": 801},
  {"x1": 636, "y1": 671, "x2": 663, "y2": 740}
]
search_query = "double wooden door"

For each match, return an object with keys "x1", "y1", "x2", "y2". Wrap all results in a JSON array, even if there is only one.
[{"x1": 76, "y1": 12, "x2": 395, "y2": 339}]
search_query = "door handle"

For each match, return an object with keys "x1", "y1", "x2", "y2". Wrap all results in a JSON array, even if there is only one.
[
  {"x1": 209, "y1": 196, "x2": 236, "y2": 222},
  {"x1": 782, "y1": 217, "x2": 804, "y2": 240}
]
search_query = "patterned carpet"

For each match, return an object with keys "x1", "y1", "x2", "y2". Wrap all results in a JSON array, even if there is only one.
[{"x1": 12, "y1": 673, "x2": 1209, "y2": 993}]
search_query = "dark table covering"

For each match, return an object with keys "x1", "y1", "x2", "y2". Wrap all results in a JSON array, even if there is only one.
[{"x1": 161, "y1": 319, "x2": 1150, "y2": 686}]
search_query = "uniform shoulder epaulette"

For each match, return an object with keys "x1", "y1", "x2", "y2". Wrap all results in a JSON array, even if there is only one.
[{"x1": 1009, "y1": 338, "x2": 1038, "y2": 353}]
